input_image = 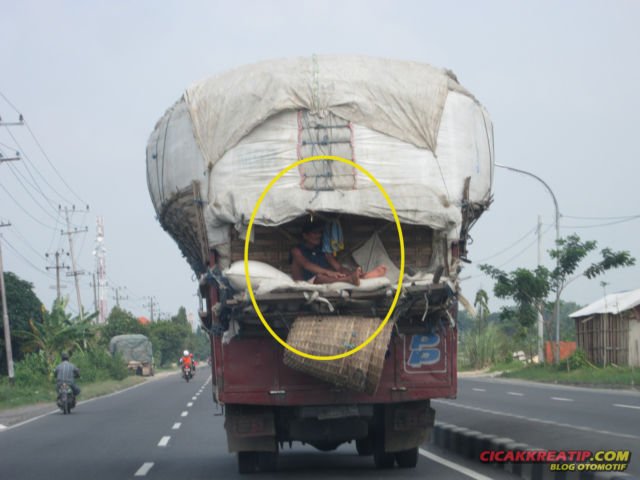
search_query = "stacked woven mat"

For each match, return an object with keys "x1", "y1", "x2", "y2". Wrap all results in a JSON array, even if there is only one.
[{"x1": 283, "y1": 316, "x2": 393, "y2": 394}]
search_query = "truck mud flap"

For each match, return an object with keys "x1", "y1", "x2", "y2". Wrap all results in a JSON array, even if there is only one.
[
  {"x1": 224, "y1": 405, "x2": 276, "y2": 453},
  {"x1": 384, "y1": 401, "x2": 435, "y2": 452}
]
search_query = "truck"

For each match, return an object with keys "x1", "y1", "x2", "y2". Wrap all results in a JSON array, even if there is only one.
[
  {"x1": 108, "y1": 334, "x2": 154, "y2": 376},
  {"x1": 146, "y1": 55, "x2": 493, "y2": 473}
]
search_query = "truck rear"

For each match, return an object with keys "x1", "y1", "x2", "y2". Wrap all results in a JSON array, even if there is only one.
[{"x1": 146, "y1": 55, "x2": 493, "y2": 472}]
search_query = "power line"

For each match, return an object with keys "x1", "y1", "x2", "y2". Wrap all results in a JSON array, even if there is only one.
[
  {"x1": 1, "y1": 91, "x2": 85, "y2": 205},
  {"x1": 3, "y1": 124, "x2": 75, "y2": 206},
  {"x1": 1, "y1": 234, "x2": 54, "y2": 277},
  {"x1": 563, "y1": 214, "x2": 640, "y2": 220},
  {"x1": 5, "y1": 162, "x2": 59, "y2": 219},
  {"x1": 475, "y1": 225, "x2": 538, "y2": 262},
  {"x1": 0, "y1": 182, "x2": 59, "y2": 230},
  {"x1": 559, "y1": 215, "x2": 640, "y2": 229}
]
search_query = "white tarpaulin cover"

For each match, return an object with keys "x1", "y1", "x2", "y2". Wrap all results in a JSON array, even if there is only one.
[{"x1": 146, "y1": 55, "x2": 494, "y2": 266}]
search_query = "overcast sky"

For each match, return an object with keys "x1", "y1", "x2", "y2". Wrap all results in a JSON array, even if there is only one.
[{"x1": 1, "y1": 0, "x2": 638, "y2": 321}]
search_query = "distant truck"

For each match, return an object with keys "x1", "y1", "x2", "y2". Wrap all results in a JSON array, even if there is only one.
[
  {"x1": 109, "y1": 334, "x2": 154, "y2": 376},
  {"x1": 147, "y1": 56, "x2": 493, "y2": 472}
]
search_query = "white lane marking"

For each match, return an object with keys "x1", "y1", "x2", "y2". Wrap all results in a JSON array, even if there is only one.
[
  {"x1": 507, "y1": 391, "x2": 524, "y2": 396},
  {"x1": 192, "y1": 396, "x2": 197, "y2": 400},
  {"x1": 434, "y1": 399, "x2": 640, "y2": 440},
  {"x1": 158, "y1": 436, "x2": 171, "y2": 447},
  {"x1": 1, "y1": 371, "x2": 180, "y2": 432},
  {"x1": 614, "y1": 403, "x2": 640, "y2": 410},
  {"x1": 0, "y1": 424, "x2": 7, "y2": 430},
  {"x1": 181, "y1": 411, "x2": 189, "y2": 417},
  {"x1": 551, "y1": 397, "x2": 574, "y2": 402},
  {"x1": 472, "y1": 388, "x2": 486, "y2": 392},
  {"x1": 419, "y1": 448, "x2": 493, "y2": 480},
  {"x1": 187, "y1": 402, "x2": 193, "y2": 407},
  {"x1": 172, "y1": 423, "x2": 181, "y2": 430},
  {"x1": 134, "y1": 462, "x2": 154, "y2": 476}
]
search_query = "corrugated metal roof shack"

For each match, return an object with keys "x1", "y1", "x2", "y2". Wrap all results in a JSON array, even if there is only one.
[{"x1": 570, "y1": 288, "x2": 640, "y2": 367}]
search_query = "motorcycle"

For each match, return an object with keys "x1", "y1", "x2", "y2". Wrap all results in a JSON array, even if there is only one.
[
  {"x1": 57, "y1": 382, "x2": 76, "y2": 414},
  {"x1": 182, "y1": 364, "x2": 193, "y2": 383}
]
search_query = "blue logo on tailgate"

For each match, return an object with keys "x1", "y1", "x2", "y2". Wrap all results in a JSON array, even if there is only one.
[{"x1": 408, "y1": 334, "x2": 440, "y2": 367}]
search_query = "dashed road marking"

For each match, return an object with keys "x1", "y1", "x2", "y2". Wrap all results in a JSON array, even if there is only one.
[
  {"x1": 158, "y1": 436, "x2": 171, "y2": 447},
  {"x1": 134, "y1": 462, "x2": 154, "y2": 476},
  {"x1": 187, "y1": 402, "x2": 193, "y2": 407},
  {"x1": 472, "y1": 388, "x2": 486, "y2": 392},
  {"x1": 192, "y1": 396, "x2": 197, "y2": 400},
  {"x1": 614, "y1": 403, "x2": 640, "y2": 410},
  {"x1": 551, "y1": 397, "x2": 574, "y2": 402},
  {"x1": 181, "y1": 411, "x2": 189, "y2": 417},
  {"x1": 507, "y1": 391, "x2": 524, "y2": 396},
  {"x1": 434, "y1": 399, "x2": 640, "y2": 440},
  {"x1": 172, "y1": 422, "x2": 181, "y2": 430},
  {"x1": 419, "y1": 449, "x2": 492, "y2": 480}
]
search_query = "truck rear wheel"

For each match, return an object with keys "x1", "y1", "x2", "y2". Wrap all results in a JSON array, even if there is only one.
[
  {"x1": 355, "y1": 437, "x2": 373, "y2": 456},
  {"x1": 373, "y1": 432, "x2": 394, "y2": 469},
  {"x1": 395, "y1": 447, "x2": 419, "y2": 468},
  {"x1": 237, "y1": 452, "x2": 259, "y2": 474},
  {"x1": 237, "y1": 450, "x2": 278, "y2": 474}
]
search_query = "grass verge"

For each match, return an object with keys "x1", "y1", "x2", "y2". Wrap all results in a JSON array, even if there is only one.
[
  {"x1": 501, "y1": 363, "x2": 640, "y2": 388},
  {"x1": 0, "y1": 375, "x2": 146, "y2": 410}
]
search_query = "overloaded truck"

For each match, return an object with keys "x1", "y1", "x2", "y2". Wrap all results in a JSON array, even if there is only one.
[
  {"x1": 109, "y1": 334, "x2": 154, "y2": 376},
  {"x1": 146, "y1": 55, "x2": 493, "y2": 472}
]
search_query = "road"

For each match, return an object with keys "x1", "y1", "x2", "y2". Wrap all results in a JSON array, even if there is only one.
[
  {"x1": 434, "y1": 376, "x2": 640, "y2": 477},
  {"x1": 0, "y1": 373, "x2": 514, "y2": 480}
]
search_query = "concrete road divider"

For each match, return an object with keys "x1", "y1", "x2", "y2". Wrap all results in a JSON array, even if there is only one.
[{"x1": 430, "y1": 422, "x2": 635, "y2": 480}]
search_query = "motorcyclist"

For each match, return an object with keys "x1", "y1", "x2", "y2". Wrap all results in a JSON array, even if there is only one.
[
  {"x1": 54, "y1": 352, "x2": 81, "y2": 397},
  {"x1": 179, "y1": 350, "x2": 194, "y2": 375}
]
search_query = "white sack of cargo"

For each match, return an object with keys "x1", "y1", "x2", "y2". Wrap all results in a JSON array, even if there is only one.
[
  {"x1": 224, "y1": 260, "x2": 391, "y2": 295},
  {"x1": 147, "y1": 55, "x2": 493, "y2": 274}
]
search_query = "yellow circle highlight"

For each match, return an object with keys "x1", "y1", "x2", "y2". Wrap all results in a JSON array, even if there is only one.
[{"x1": 244, "y1": 155, "x2": 404, "y2": 361}]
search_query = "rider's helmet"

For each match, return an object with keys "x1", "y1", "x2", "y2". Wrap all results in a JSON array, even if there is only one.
[
  {"x1": 61, "y1": 352, "x2": 69, "y2": 361},
  {"x1": 183, "y1": 350, "x2": 189, "y2": 356}
]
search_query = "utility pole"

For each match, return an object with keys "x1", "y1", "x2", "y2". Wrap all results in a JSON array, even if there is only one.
[
  {"x1": 0, "y1": 115, "x2": 23, "y2": 165},
  {"x1": 0, "y1": 222, "x2": 15, "y2": 383},
  {"x1": 496, "y1": 164, "x2": 561, "y2": 363},
  {"x1": 537, "y1": 215, "x2": 544, "y2": 363},
  {"x1": 46, "y1": 250, "x2": 69, "y2": 302},
  {"x1": 61, "y1": 206, "x2": 88, "y2": 321},
  {"x1": 144, "y1": 296, "x2": 158, "y2": 322},
  {"x1": 113, "y1": 286, "x2": 129, "y2": 308}
]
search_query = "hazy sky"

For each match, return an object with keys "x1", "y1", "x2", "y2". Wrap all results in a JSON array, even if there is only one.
[{"x1": 1, "y1": 0, "x2": 638, "y2": 320}]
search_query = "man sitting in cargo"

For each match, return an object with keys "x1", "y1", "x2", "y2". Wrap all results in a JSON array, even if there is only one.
[{"x1": 290, "y1": 219, "x2": 386, "y2": 285}]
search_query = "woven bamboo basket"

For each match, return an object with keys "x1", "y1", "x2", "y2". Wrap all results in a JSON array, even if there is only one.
[{"x1": 283, "y1": 316, "x2": 393, "y2": 394}]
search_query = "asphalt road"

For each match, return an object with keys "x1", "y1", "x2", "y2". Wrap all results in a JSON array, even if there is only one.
[
  {"x1": 434, "y1": 376, "x2": 640, "y2": 477},
  {"x1": 0, "y1": 373, "x2": 515, "y2": 480}
]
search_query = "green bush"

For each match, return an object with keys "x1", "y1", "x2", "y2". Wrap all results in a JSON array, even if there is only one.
[
  {"x1": 563, "y1": 348, "x2": 590, "y2": 371},
  {"x1": 460, "y1": 323, "x2": 512, "y2": 369},
  {"x1": 14, "y1": 352, "x2": 50, "y2": 387},
  {"x1": 73, "y1": 347, "x2": 128, "y2": 382}
]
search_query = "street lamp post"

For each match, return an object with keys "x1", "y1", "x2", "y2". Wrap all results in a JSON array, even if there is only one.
[{"x1": 495, "y1": 163, "x2": 561, "y2": 364}]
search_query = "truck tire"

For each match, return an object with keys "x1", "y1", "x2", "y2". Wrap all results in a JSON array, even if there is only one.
[
  {"x1": 237, "y1": 450, "x2": 278, "y2": 473},
  {"x1": 395, "y1": 447, "x2": 419, "y2": 468},
  {"x1": 237, "y1": 452, "x2": 259, "y2": 474},
  {"x1": 356, "y1": 437, "x2": 373, "y2": 456},
  {"x1": 258, "y1": 451, "x2": 278, "y2": 472},
  {"x1": 373, "y1": 432, "x2": 394, "y2": 469}
]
